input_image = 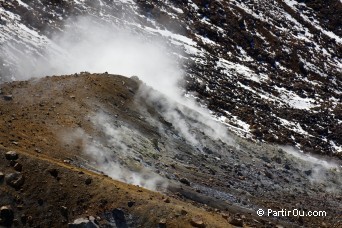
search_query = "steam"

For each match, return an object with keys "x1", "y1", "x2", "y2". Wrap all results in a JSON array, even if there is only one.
[
  {"x1": 280, "y1": 146, "x2": 341, "y2": 193},
  {"x1": 136, "y1": 84, "x2": 235, "y2": 149},
  {"x1": 2, "y1": 16, "x2": 183, "y2": 99},
  {"x1": 61, "y1": 112, "x2": 167, "y2": 191}
]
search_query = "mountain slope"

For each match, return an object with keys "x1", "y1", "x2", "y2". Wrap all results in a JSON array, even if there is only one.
[{"x1": 0, "y1": 73, "x2": 341, "y2": 227}]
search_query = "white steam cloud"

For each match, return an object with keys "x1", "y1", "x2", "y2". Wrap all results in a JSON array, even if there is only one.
[
  {"x1": 280, "y1": 146, "x2": 341, "y2": 193},
  {"x1": 61, "y1": 112, "x2": 167, "y2": 191},
  {"x1": 136, "y1": 84, "x2": 235, "y2": 149},
  {"x1": 4, "y1": 16, "x2": 183, "y2": 99}
]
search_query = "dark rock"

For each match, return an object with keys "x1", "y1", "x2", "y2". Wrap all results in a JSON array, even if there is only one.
[
  {"x1": 273, "y1": 156, "x2": 282, "y2": 164},
  {"x1": 0, "y1": 205, "x2": 14, "y2": 227},
  {"x1": 229, "y1": 217, "x2": 243, "y2": 227},
  {"x1": 5, "y1": 172, "x2": 25, "y2": 189},
  {"x1": 190, "y1": 216, "x2": 206, "y2": 227},
  {"x1": 14, "y1": 163, "x2": 22, "y2": 172},
  {"x1": 3, "y1": 95, "x2": 13, "y2": 101},
  {"x1": 181, "y1": 209, "x2": 188, "y2": 215},
  {"x1": 260, "y1": 156, "x2": 271, "y2": 163},
  {"x1": 264, "y1": 171, "x2": 273, "y2": 179},
  {"x1": 164, "y1": 198, "x2": 171, "y2": 203},
  {"x1": 68, "y1": 217, "x2": 99, "y2": 228},
  {"x1": 21, "y1": 214, "x2": 27, "y2": 225},
  {"x1": 179, "y1": 178, "x2": 191, "y2": 186},
  {"x1": 85, "y1": 178, "x2": 92, "y2": 185},
  {"x1": 61, "y1": 206, "x2": 68, "y2": 218},
  {"x1": 284, "y1": 164, "x2": 291, "y2": 170},
  {"x1": 10, "y1": 160, "x2": 16, "y2": 166},
  {"x1": 112, "y1": 208, "x2": 127, "y2": 228},
  {"x1": 127, "y1": 201, "x2": 135, "y2": 208},
  {"x1": 48, "y1": 169, "x2": 59, "y2": 178},
  {"x1": 38, "y1": 198, "x2": 44, "y2": 206},
  {"x1": 5, "y1": 151, "x2": 18, "y2": 160},
  {"x1": 304, "y1": 170, "x2": 312, "y2": 176},
  {"x1": 0, "y1": 172, "x2": 4, "y2": 182}
]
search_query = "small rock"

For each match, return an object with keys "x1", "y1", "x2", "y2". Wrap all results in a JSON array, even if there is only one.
[
  {"x1": 181, "y1": 209, "x2": 188, "y2": 215},
  {"x1": 304, "y1": 170, "x2": 312, "y2": 176},
  {"x1": 265, "y1": 163, "x2": 272, "y2": 168},
  {"x1": 88, "y1": 216, "x2": 96, "y2": 222},
  {"x1": 3, "y1": 95, "x2": 13, "y2": 101},
  {"x1": 38, "y1": 198, "x2": 44, "y2": 206},
  {"x1": 158, "y1": 218, "x2": 167, "y2": 228},
  {"x1": 221, "y1": 213, "x2": 229, "y2": 220},
  {"x1": 0, "y1": 172, "x2": 4, "y2": 182},
  {"x1": 48, "y1": 169, "x2": 59, "y2": 178},
  {"x1": 14, "y1": 163, "x2": 22, "y2": 172},
  {"x1": 190, "y1": 216, "x2": 206, "y2": 228},
  {"x1": 0, "y1": 205, "x2": 14, "y2": 227},
  {"x1": 260, "y1": 156, "x2": 271, "y2": 163},
  {"x1": 68, "y1": 217, "x2": 99, "y2": 228},
  {"x1": 164, "y1": 198, "x2": 170, "y2": 203},
  {"x1": 5, "y1": 172, "x2": 25, "y2": 189},
  {"x1": 127, "y1": 201, "x2": 135, "y2": 208},
  {"x1": 179, "y1": 178, "x2": 190, "y2": 186},
  {"x1": 21, "y1": 214, "x2": 27, "y2": 225},
  {"x1": 5, "y1": 151, "x2": 18, "y2": 160},
  {"x1": 229, "y1": 218, "x2": 243, "y2": 227},
  {"x1": 85, "y1": 178, "x2": 92, "y2": 185},
  {"x1": 10, "y1": 160, "x2": 16, "y2": 166},
  {"x1": 273, "y1": 156, "x2": 282, "y2": 164},
  {"x1": 264, "y1": 171, "x2": 273, "y2": 179},
  {"x1": 27, "y1": 216, "x2": 33, "y2": 226},
  {"x1": 61, "y1": 206, "x2": 68, "y2": 218}
]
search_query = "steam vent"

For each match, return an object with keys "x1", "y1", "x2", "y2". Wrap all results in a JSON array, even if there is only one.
[{"x1": 0, "y1": 1, "x2": 341, "y2": 227}]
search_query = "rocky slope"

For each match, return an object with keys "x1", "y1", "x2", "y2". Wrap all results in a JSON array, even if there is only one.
[
  {"x1": 0, "y1": 0, "x2": 341, "y2": 158},
  {"x1": 0, "y1": 73, "x2": 341, "y2": 227}
]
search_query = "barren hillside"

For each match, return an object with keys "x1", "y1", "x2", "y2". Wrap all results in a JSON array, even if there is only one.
[{"x1": 0, "y1": 73, "x2": 341, "y2": 227}]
